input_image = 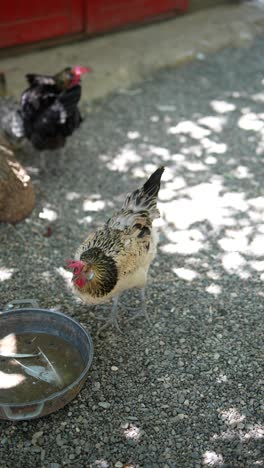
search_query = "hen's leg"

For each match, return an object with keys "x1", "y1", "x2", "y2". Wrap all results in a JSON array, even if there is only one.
[
  {"x1": 126, "y1": 288, "x2": 151, "y2": 323},
  {"x1": 47, "y1": 148, "x2": 66, "y2": 175},
  {"x1": 96, "y1": 296, "x2": 122, "y2": 334},
  {"x1": 57, "y1": 147, "x2": 66, "y2": 170},
  {"x1": 39, "y1": 151, "x2": 48, "y2": 172},
  {"x1": 39, "y1": 147, "x2": 65, "y2": 173}
]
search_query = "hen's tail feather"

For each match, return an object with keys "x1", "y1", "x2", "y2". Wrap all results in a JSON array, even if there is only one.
[
  {"x1": 25, "y1": 73, "x2": 55, "y2": 87},
  {"x1": 125, "y1": 166, "x2": 164, "y2": 212},
  {"x1": 107, "y1": 167, "x2": 164, "y2": 230},
  {"x1": 142, "y1": 166, "x2": 165, "y2": 200}
]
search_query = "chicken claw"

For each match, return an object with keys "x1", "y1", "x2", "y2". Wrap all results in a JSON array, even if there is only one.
[
  {"x1": 125, "y1": 289, "x2": 151, "y2": 324},
  {"x1": 96, "y1": 296, "x2": 122, "y2": 335}
]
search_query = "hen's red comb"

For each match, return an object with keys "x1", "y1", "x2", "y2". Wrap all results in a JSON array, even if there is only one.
[
  {"x1": 66, "y1": 259, "x2": 85, "y2": 275},
  {"x1": 73, "y1": 66, "x2": 91, "y2": 76}
]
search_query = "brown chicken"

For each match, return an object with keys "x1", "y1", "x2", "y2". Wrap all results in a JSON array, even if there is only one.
[
  {"x1": 0, "y1": 145, "x2": 35, "y2": 223},
  {"x1": 0, "y1": 74, "x2": 35, "y2": 223},
  {"x1": 67, "y1": 167, "x2": 164, "y2": 332}
]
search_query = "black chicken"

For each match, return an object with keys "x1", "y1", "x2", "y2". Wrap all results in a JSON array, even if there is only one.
[
  {"x1": 21, "y1": 66, "x2": 90, "y2": 152},
  {"x1": 1, "y1": 66, "x2": 90, "y2": 170}
]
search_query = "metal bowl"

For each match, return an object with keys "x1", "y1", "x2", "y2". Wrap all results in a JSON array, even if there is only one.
[{"x1": 0, "y1": 300, "x2": 93, "y2": 421}]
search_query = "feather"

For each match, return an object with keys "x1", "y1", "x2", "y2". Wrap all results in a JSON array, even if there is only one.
[
  {"x1": 107, "y1": 166, "x2": 164, "y2": 231},
  {"x1": 25, "y1": 74, "x2": 56, "y2": 87}
]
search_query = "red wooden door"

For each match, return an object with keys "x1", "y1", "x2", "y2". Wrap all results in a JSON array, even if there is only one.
[
  {"x1": 0, "y1": 0, "x2": 84, "y2": 48},
  {"x1": 86, "y1": 0, "x2": 189, "y2": 34}
]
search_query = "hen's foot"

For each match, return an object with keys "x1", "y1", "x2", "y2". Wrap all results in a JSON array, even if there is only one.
[
  {"x1": 96, "y1": 296, "x2": 122, "y2": 335},
  {"x1": 124, "y1": 289, "x2": 151, "y2": 324}
]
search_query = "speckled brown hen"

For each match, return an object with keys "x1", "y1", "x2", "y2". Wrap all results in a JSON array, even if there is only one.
[
  {"x1": 0, "y1": 73, "x2": 35, "y2": 224},
  {"x1": 0, "y1": 145, "x2": 35, "y2": 223},
  {"x1": 67, "y1": 167, "x2": 165, "y2": 332}
]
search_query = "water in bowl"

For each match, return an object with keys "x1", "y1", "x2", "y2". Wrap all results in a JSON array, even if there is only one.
[{"x1": 0, "y1": 332, "x2": 85, "y2": 403}]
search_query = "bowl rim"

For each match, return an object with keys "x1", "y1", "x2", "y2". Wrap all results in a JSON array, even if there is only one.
[{"x1": 0, "y1": 307, "x2": 94, "y2": 408}]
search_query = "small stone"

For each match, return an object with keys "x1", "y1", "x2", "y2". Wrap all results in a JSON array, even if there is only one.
[
  {"x1": 50, "y1": 464, "x2": 60, "y2": 468},
  {"x1": 121, "y1": 422, "x2": 129, "y2": 429},
  {"x1": 177, "y1": 414, "x2": 187, "y2": 420},
  {"x1": 237, "y1": 422, "x2": 245, "y2": 429},
  {"x1": 111, "y1": 366, "x2": 119, "y2": 371},
  {"x1": 214, "y1": 353, "x2": 220, "y2": 360},
  {"x1": 56, "y1": 435, "x2": 66, "y2": 447},
  {"x1": 32, "y1": 447, "x2": 41, "y2": 453},
  {"x1": 69, "y1": 454, "x2": 75, "y2": 460},
  {"x1": 98, "y1": 402, "x2": 111, "y2": 409},
  {"x1": 179, "y1": 394, "x2": 185, "y2": 404},
  {"x1": 115, "y1": 462, "x2": 123, "y2": 468},
  {"x1": 32, "y1": 431, "x2": 43, "y2": 441}
]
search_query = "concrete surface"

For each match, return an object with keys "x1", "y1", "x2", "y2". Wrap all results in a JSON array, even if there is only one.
[
  {"x1": 190, "y1": 0, "x2": 228, "y2": 12},
  {"x1": 1, "y1": 3, "x2": 264, "y2": 103}
]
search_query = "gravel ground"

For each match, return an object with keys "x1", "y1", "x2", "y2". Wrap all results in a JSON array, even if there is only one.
[{"x1": 1, "y1": 36, "x2": 264, "y2": 468}]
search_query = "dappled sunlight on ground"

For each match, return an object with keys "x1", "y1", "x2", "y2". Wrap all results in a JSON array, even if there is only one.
[
  {"x1": 202, "y1": 450, "x2": 224, "y2": 466},
  {"x1": 123, "y1": 424, "x2": 142, "y2": 442},
  {"x1": 173, "y1": 267, "x2": 198, "y2": 281},
  {"x1": 83, "y1": 198, "x2": 106, "y2": 212},
  {"x1": 211, "y1": 423, "x2": 264, "y2": 442},
  {"x1": 0, "y1": 267, "x2": 16, "y2": 282},
  {"x1": 38, "y1": 206, "x2": 58, "y2": 222},
  {"x1": 220, "y1": 407, "x2": 246, "y2": 427},
  {"x1": 210, "y1": 100, "x2": 236, "y2": 114},
  {"x1": 104, "y1": 145, "x2": 142, "y2": 172}
]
